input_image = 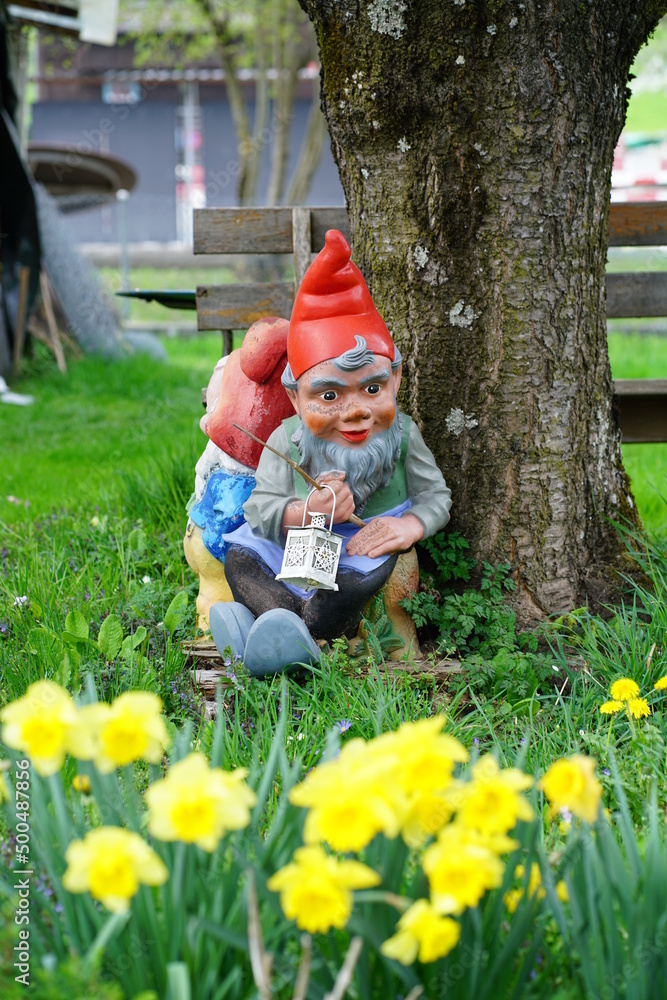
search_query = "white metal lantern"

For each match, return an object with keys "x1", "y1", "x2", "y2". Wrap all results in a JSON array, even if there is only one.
[{"x1": 276, "y1": 485, "x2": 344, "y2": 591}]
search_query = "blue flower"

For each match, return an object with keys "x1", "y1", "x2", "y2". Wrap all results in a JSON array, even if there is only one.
[{"x1": 334, "y1": 719, "x2": 352, "y2": 734}]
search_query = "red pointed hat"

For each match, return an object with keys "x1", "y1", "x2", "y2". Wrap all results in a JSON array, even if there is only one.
[{"x1": 287, "y1": 229, "x2": 395, "y2": 380}]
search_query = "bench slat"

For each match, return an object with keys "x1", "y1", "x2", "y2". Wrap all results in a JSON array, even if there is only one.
[
  {"x1": 194, "y1": 204, "x2": 667, "y2": 254},
  {"x1": 196, "y1": 282, "x2": 294, "y2": 329},
  {"x1": 197, "y1": 273, "x2": 667, "y2": 327},
  {"x1": 194, "y1": 207, "x2": 350, "y2": 254},
  {"x1": 614, "y1": 379, "x2": 667, "y2": 443},
  {"x1": 606, "y1": 272, "x2": 667, "y2": 317},
  {"x1": 608, "y1": 203, "x2": 667, "y2": 246}
]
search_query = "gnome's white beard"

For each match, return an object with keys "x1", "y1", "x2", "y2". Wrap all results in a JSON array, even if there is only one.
[{"x1": 292, "y1": 415, "x2": 402, "y2": 515}]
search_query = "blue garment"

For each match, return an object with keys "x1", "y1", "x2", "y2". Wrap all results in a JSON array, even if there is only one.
[
  {"x1": 189, "y1": 469, "x2": 256, "y2": 562},
  {"x1": 223, "y1": 499, "x2": 412, "y2": 598}
]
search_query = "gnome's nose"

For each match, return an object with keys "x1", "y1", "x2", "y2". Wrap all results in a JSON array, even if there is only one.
[{"x1": 343, "y1": 401, "x2": 371, "y2": 422}]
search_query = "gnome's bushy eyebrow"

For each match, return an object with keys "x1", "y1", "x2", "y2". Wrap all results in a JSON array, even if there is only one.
[
  {"x1": 308, "y1": 376, "x2": 349, "y2": 389},
  {"x1": 359, "y1": 369, "x2": 390, "y2": 385}
]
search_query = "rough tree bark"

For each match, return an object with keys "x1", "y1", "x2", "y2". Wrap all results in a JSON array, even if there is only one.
[{"x1": 298, "y1": 0, "x2": 667, "y2": 622}]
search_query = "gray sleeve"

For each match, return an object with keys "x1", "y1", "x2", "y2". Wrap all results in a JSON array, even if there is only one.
[
  {"x1": 405, "y1": 421, "x2": 452, "y2": 538},
  {"x1": 242, "y1": 425, "x2": 298, "y2": 545}
]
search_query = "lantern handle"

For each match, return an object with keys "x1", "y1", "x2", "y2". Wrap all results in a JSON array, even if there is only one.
[{"x1": 303, "y1": 484, "x2": 336, "y2": 531}]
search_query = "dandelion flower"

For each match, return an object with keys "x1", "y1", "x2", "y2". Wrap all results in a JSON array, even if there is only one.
[
  {"x1": 267, "y1": 844, "x2": 380, "y2": 934},
  {"x1": 0, "y1": 680, "x2": 96, "y2": 776},
  {"x1": 71, "y1": 774, "x2": 91, "y2": 794},
  {"x1": 609, "y1": 678, "x2": 640, "y2": 701},
  {"x1": 538, "y1": 755, "x2": 602, "y2": 824},
  {"x1": 627, "y1": 697, "x2": 650, "y2": 719},
  {"x1": 599, "y1": 700, "x2": 623, "y2": 715},
  {"x1": 146, "y1": 753, "x2": 256, "y2": 852},
  {"x1": 381, "y1": 899, "x2": 461, "y2": 964},
  {"x1": 654, "y1": 676, "x2": 667, "y2": 691},
  {"x1": 63, "y1": 826, "x2": 167, "y2": 913}
]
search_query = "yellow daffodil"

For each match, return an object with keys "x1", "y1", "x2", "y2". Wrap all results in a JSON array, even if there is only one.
[
  {"x1": 371, "y1": 718, "x2": 468, "y2": 845},
  {"x1": 448, "y1": 756, "x2": 534, "y2": 836},
  {"x1": 375, "y1": 717, "x2": 468, "y2": 796},
  {"x1": 599, "y1": 700, "x2": 624, "y2": 715},
  {"x1": 81, "y1": 692, "x2": 170, "y2": 773},
  {"x1": 381, "y1": 899, "x2": 461, "y2": 964},
  {"x1": 400, "y1": 790, "x2": 455, "y2": 848},
  {"x1": 503, "y1": 887, "x2": 523, "y2": 914},
  {"x1": 538, "y1": 755, "x2": 602, "y2": 824},
  {"x1": 627, "y1": 697, "x2": 650, "y2": 719},
  {"x1": 63, "y1": 826, "x2": 167, "y2": 913},
  {"x1": 654, "y1": 676, "x2": 667, "y2": 691},
  {"x1": 145, "y1": 752, "x2": 256, "y2": 851},
  {"x1": 267, "y1": 844, "x2": 380, "y2": 934},
  {"x1": 289, "y1": 739, "x2": 403, "y2": 852},
  {"x1": 609, "y1": 678, "x2": 640, "y2": 701},
  {"x1": 0, "y1": 680, "x2": 96, "y2": 776},
  {"x1": 421, "y1": 824, "x2": 506, "y2": 915},
  {"x1": 506, "y1": 863, "x2": 569, "y2": 912}
]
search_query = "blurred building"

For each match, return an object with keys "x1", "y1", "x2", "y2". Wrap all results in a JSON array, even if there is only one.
[{"x1": 30, "y1": 31, "x2": 345, "y2": 245}]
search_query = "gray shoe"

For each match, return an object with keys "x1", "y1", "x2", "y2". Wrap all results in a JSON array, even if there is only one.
[
  {"x1": 209, "y1": 602, "x2": 256, "y2": 662},
  {"x1": 243, "y1": 609, "x2": 321, "y2": 677}
]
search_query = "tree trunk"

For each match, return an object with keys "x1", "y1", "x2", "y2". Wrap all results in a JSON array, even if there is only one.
[{"x1": 299, "y1": 0, "x2": 666, "y2": 621}]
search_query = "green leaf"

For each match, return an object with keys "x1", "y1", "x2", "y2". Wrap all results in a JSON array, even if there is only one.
[
  {"x1": 128, "y1": 527, "x2": 147, "y2": 557},
  {"x1": 120, "y1": 627, "x2": 148, "y2": 660},
  {"x1": 97, "y1": 614, "x2": 124, "y2": 660},
  {"x1": 166, "y1": 962, "x2": 191, "y2": 1000},
  {"x1": 64, "y1": 610, "x2": 89, "y2": 642},
  {"x1": 164, "y1": 590, "x2": 188, "y2": 634}
]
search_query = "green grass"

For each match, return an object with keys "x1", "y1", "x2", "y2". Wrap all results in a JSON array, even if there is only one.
[
  {"x1": 99, "y1": 266, "x2": 236, "y2": 325},
  {"x1": 0, "y1": 336, "x2": 222, "y2": 522},
  {"x1": 607, "y1": 330, "x2": 667, "y2": 528},
  {"x1": 626, "y1": 18, "x2": 667, "y2": 134}
]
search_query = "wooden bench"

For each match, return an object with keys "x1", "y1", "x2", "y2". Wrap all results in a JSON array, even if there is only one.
[{"x1": 194, "y1": 203, "x2": 667, "y2": 443}]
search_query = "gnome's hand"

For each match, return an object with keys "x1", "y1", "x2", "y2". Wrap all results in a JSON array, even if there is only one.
[
  {"x1": 282, "y1": 473, "x2": 356, "y2": 533},
  {"x1": 310, "y1": 472, "x2": 357, "y2": 524},
  {"x1": 346, "y1": 514, "x2": 424, "y2": 559}
]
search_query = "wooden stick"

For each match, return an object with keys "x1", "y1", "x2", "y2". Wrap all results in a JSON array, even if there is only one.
[
  {"x1": 233, "y1": 422, "x2": 366, "y2": 527},
  {"x1": 40, "y1": 271, "x2": 67, "y2": 373}
]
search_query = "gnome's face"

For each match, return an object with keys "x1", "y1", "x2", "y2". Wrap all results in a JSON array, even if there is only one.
[{"x1": 286, "y1": 356, "x2": 401, "y2": 447}]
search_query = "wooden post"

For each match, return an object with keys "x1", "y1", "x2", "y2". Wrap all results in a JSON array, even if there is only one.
[{"x1": 291, "y1": 207, "x2": 312, "y2": 292}]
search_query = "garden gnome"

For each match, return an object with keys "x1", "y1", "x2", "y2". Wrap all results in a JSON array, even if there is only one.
[
  {"x1": 183, "y1": 317, "x2": 294, "y2": 631},
  {"x1": 209, "y1": 230, "x2": 452, "y2": 675}
]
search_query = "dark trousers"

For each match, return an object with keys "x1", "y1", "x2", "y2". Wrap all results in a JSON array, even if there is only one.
[{"x1": 224, "y1": 544, "x2": 398, "y2": 643}]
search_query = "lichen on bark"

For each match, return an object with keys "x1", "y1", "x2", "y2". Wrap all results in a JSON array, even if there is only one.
[{"x1": 299, "y1": 0, "x2": 667, "y2": 622}]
